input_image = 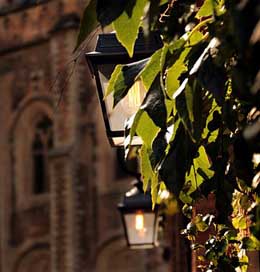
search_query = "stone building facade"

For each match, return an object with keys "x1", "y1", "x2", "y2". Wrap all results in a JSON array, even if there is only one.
[{"x1": 0, "y1": 1, "x2": 173, "y2": 272}]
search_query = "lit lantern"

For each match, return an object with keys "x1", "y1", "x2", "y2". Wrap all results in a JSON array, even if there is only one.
[
  {"x1": 86, "y1": 32, "x2": 162, "y2": 146},
  {"x1": 118, "y1": 180, "x2": 160, "y2": 249}
]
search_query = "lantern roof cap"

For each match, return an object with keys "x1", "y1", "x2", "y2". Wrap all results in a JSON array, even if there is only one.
[{"x1": 118, "y1": 179, "x2": 153, "y2": 211}]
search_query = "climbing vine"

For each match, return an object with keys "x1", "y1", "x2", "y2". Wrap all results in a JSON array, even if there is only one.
[{"x1": 77, "y1": 0, "x2": 260, "y2": 271}]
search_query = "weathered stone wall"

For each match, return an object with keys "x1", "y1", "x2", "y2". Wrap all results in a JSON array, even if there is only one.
[{"x1": 0, "y1": 1, "x2": 169, "y2": 272}]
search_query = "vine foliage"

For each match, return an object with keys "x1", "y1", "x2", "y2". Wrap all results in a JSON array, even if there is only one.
[{"x1": 77, "y1": 0, "x2": 260, "y2": 271}]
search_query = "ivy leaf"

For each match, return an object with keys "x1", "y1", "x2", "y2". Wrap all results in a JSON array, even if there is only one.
[
  {"x1": 197, "y1": 54, "x2": 227, "y2": 105},
  {"x1": 105, "y1": 59, "x2": 148, "y2": 107},
  {"x1": 96, "y1": 0, "x2": 129, "y2": 27},
  {"x1": 113, "y1": 0, "x2": 149, "y2": 57},
  {"x1": 159, "y1": 124, "x2": 196, "y2": 196},
  {"x1": 194, "y1": 214, "x2": 209, "y2": 232},
  {"x1": 151, "y1": 172, "x2": 159, "y2": 209},
  {"x1": 151, "y1": 130, "x2": 167, "y2": 168},
  {"x1": 166, "y1": 47, "x2": 190, "y2": 97},
  {"x1": 194, "y1": 146, "x2": 214, "y2": 178},
  {"x1": 195, "y1": 0, "x2": 214, "y2": 19},
  {"x1": 242, "y1": 236, "x2": 260, "y2": 250},
  {"x1": 140, "y1": 48, "x2": 162, "y2": 90},
  {"x1": 202, "y1": 99, "x2": 221, "y2": 143},
  {"x1": 140, "y1": 144, "x2": 153, "y2": 192},
  {"x1": 232, "y1": 215, "x2": 247, "y2": 230},
  {"x1": 175, "y1": 91, "x2": 194, "y2": 140},
  {"x1": 136, "y1": 111, "x2": 160, "y2": 149},
  {"x1": 185, "y1": 84, "x2": 194, "y2": 123},
  {"x1": 182, "y1": 146, "x2": 214, "y2": 198},
  {"x1": 75, "y1": 0, "x2": 98, "y2": 51},
  {"x1": 141, "y1": 75, "x2": 167, "y2": 129},
  {"x1": 173, "y1": 38, "x2": 220, "y2": 100},
  {"x1": 105, "y1": 65, "x2": 123, "y2": 97},
  {"x1": 124, "y1": 109, "x2": 144, "y2": 157}
]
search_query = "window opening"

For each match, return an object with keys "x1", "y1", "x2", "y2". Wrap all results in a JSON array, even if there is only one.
[{"x1": 32, "y1": 116, "x2": 53, "y2": 194}]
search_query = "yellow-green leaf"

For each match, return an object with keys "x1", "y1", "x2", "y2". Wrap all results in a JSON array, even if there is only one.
[
  {"x1": 140, "y1": 144, "x2": 153, "y2": 192},
  {"x1": 136, "y1": 111, "x2": 160, "y2": 149},
  {"x1": 140, "y1": 48, "x2": 162, "y2": 90},
  {"x1": 195, "y1": 0, "x2": 214, "y2": 19},
  {"x1": 113, "y1": 0, "x2": 149, "y2": 57}
]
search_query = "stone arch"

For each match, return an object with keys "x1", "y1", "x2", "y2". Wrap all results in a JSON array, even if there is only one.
[
  {"x1": 96, "y1": 236, "x2": 147, "y2": 272},
  {"x1": 14, "y1": 244, "x2": 50, "y2": 272},
  {"x1": 9, "y1": 98, "x2": 54, "y2": 209}
]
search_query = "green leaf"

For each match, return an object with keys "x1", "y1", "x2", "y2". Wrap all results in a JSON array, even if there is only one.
[
  {"x1": 96, "y1": 0, "x2": 128, "y2": 27},
  {"x1": 195, "y1": 0, "x2": 214, "y2": 19},
  {"x1": 175, "y1": 91, "x2": 194, "y2": 141},
  {"x1": 166, "y1": 47, "x2": 190, "y2": 97},
  {"x1": 75, "y1": 0, "x2": 98, "y2": 51},
  {"x1": 159, "y1": 124, "x2": 196, "y2": 196},
  {"x1": 185, "y1": 84, "x2": 194, "y2": 123},
  {"x1": 113, "y1": 0, "x2": 149, "y2": 57},
  {"x1": 202, "y1": 99, "x2": 221, "y2": 143},
  {"x1": 124, "y1": 109, "x2": 144, "y2": 156},
  {"x1": 242, "y1": 236, "x2": 260, "y2": 250},
  {"x1": 194, "y1": 146, "x2": 214, "y2": 178},
  {"x1": 105, "y1": 65, "x2": 123, "y2": 97},
  {"x1": 140, "y1": 48, "x2": 162, "y2": 90},
  {"x1": 184, "y1": 146, "x2": 214, "y2": 196},
  {"x1": 172, "y1": 38, "x2": 220, "y2": 100},
  {"x1": 232, "y1": 215, "x2": 247, "y2": 230},
  {"x1": 140, "y1": 144, "x2": 153, "y2": 192},
  {"x1": 105, "y1": 59, "x2": 148, "y2": 107},
  {"x1": 136, "y1": 111, "x2": 160, "y2": 149},
  {"x1": 141, "y1": 75, "x2": 167, "y2": 129},
  {"x1": 194, "y1": 214, "x2": 209, "y2": 232},
  {"x1": 151, "y1": 172, "x2": 159, "y2": 209},
  {"x1": 188, "y1": 31, "x2": 204, "y2": 46}
]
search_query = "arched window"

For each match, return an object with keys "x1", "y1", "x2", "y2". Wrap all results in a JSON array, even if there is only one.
[{"x1": 32, "y1": 116, "x2": 53, "y2": 194}]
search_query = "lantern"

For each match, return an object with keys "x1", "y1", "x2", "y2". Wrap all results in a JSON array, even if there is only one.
[{"x1": 86, "y1": 32, "x2": 162, "y2": 146}]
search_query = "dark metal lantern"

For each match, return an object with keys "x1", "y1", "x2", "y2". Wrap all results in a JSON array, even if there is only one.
[
  {"x1": 86, "y1": 32, "x2": 162, "y2": 146},
  {"x1": 118, "y1": 180, "x2": 160, "y2": 249}
]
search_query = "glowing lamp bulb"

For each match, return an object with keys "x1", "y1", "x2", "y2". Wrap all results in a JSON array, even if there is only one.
[{"x1": 135, "y1": 212, "x2": 144, "y2": 231}]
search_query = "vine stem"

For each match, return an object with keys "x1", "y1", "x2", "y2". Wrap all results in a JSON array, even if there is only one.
[
  {"x1": 187, "y1": 18, "x2": 213, "y2": 40},
  {"x1": 159, "y1": 0, "x2": 178, "y2": 23}
]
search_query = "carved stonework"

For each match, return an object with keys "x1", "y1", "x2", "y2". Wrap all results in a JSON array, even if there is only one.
[
  {"x1": 14, "y1": 246, "x2": 50, "y2": 272},
  {"x1": 12, "y1": 204, "x2": 50, "y2": 245}
]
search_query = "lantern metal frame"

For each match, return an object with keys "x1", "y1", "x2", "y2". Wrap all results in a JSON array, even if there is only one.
[
  {"x1": 85, "y1": 32, "x2": 162, "y2": 146},
  {"x1": 118, "y1": 180, "x2": 160, "y2": 249}
]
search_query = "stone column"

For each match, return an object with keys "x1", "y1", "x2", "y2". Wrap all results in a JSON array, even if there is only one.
[{"x1": 49, "y1": 28, "x2": 81, "y2": 272}]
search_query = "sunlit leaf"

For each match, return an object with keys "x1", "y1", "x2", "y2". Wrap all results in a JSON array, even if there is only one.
[
  {"x1": 183, "y1": 146, "x2": 214, "y2": 197},
  {"x1": 195, "y1": 0, "x2": 214, "y2": 19},
  {"x1": 124, "y1": 109, "x2": 144, "y2": 157},
  {"x1": 105, "y1": 59, "x2": 148, "y2": 107},
  {"x1": 202, "y1": 99, "x2": 221, "y2": 143},
  {"x1": 140, "y1": 48, "x2": 162, "y2": 90},
  {"x1": 136, "y1": 111, "x2": 160, "y2": 149},
  {"x1": 140, "y1": 144, "x2": 153, "y2": 192},
  {"x1": 113, "y1": 0, "x2": 149, "y2": 57},
  {"x1": 232, "y1": 215, "x2": 247, "y2": 230},
  {"x1": 166, "y1": 47, "x2": 190, "y2": 97},
  {"x1": 151, "y1": 172, "x2": 159, "y2": 209}
]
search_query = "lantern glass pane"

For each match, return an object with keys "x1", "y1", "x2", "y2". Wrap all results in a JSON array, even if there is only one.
[
  {"x1": 98, "y1": 64, "x2": 146, "y2": 132},
  {"x1": 124, "y1": 212, "x2": 156, "y2": 247}
]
